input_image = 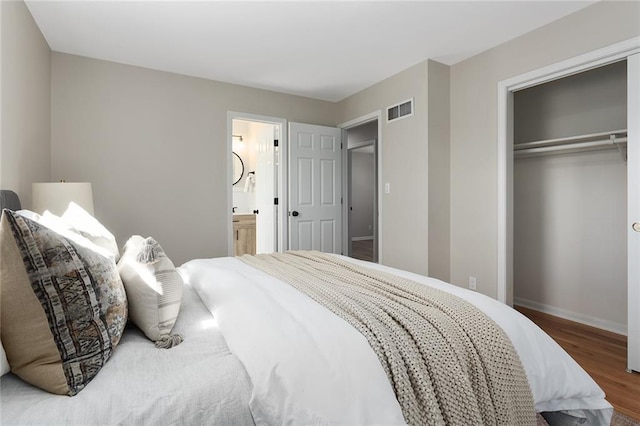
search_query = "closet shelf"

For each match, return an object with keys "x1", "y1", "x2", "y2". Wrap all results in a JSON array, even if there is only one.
[{"x1": 514, "y1": 129, "x2": 628, "y2": 160}]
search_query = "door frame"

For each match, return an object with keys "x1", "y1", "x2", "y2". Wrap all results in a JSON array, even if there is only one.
[
  {"x1": 627, "y1": 53, "x2": 640, "y2": 373},
  {"x1": 338, "y1": 111, "x2": 383, "y2": 262},
  {"x1": 227, "y1": 111, "x2": 288, "y2": 256}
]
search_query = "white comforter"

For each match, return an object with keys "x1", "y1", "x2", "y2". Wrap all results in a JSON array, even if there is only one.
[{"x1": 180, "y1": 255, "x2": 613, "y2": 426}]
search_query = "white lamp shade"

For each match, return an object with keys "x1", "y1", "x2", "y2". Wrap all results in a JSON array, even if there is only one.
[{"x1": 32, "y1": 182, "x2": 95, "y2": 216}]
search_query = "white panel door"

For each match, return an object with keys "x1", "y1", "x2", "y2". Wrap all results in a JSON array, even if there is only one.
[
  {"x1": 255, "y1": 125, "x2": 276, "y2": 253},
  {"x1": 628, "y1": 53, "x2": 640, "y2": 373},
  {"x1": 289, "y1": 122, "x2": 342, "y2": 254}
]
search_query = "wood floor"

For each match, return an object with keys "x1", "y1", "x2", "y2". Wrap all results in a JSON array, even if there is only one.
[
  {"x1": 351, "y1": 239, "x2": 374, "y2": 262},
  {"x1": 516, "y1": 306, "x2": 640, "y2": 421}
]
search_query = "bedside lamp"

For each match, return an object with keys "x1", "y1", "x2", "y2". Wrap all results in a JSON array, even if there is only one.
[{"x1": 32, "y1": 182, "x2": 94, "y2": 216}]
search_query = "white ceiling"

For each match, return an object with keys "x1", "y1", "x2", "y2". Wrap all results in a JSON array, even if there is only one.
[{"x1": 25, "y1": 0, "x2": 596, "y2": 102}]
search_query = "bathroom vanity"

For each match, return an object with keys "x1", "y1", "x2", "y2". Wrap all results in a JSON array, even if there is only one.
[{"x1": 233, "y1": 214, "x2": 256, "y2": 256}]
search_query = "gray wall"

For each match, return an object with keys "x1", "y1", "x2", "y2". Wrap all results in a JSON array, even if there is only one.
[
  {"x1": 427, "y1": 60, "x2": 451, "y2": 282},
  {"x1": 347, "y1": 121, "x2": 377, "y2": 146},
  {"x1": 51, "y1": 53, "x2": 336, "y2": 265},
  {"x1": 514, "y1": 60, "x2": 627, "y2": 143},
  {"x1": 514, "y1": 151, "x2": 627, "y2": 331},
  {"x1": 7, "y1": 0, "x2": 637, "y2": 304},
  {"x1": 338, "y1": 62, "x2": 430, "y2": 274},
  {"x1": 450, "y1": 1, "x2": 640, "y2": 298},
  {"x1": 350, "y1": 151, "x2": 375, "y2": 238},
  {"x1": 337, "y1": 60, "x2": 452, "y2": 277},
  {"x1": 1, "y1": 0, "x2": 51, "y2": 208}
]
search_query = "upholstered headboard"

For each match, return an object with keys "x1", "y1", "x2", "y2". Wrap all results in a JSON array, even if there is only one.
[{"x1": 0, "y1": 190, "x2": 22, "y2": 211}]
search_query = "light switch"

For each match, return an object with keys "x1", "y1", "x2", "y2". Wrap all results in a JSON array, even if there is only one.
[{"x1": 385, "y1": 183, "x2": 391, "y2": 194}]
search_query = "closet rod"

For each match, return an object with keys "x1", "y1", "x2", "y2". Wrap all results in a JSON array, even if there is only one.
[
  {"x1": 514, "y1": 137, "x2": 627, "y2": 156},
  {"x1": 514, "y1": 129, "x2": 628, "y2": 159},
  {"x1": 514, "y1": 129, "x2": 627, "y2": 151}
]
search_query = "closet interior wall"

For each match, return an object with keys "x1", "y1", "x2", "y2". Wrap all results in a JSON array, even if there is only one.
[{"x1": 513, "y1": 61, "x2": 628, "y2": 334}]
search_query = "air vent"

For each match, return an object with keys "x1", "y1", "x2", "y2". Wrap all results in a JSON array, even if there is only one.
[{"x1": 387, "y1": 98, "x2": 414, "y2": 122}]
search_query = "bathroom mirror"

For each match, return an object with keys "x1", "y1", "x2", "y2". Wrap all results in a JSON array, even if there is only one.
[{"x1": 232, "y1": 152, "x2": 244, "y2": 185}]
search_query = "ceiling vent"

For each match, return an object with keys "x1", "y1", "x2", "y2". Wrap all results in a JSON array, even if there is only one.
[{"x1": 387, "y1": 98, "x2": 414, "y2": 122}]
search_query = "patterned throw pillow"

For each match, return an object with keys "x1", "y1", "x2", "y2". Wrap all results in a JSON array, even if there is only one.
[
  {"x1": 0, "y1": 210, "x2": 127, "y2": 396},
  {"x1": 117, "y1": 236, "x2": 184, "y2": 348}
]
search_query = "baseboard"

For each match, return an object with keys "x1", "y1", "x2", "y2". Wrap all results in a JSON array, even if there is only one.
[
  {"x1": 514, "y1": 297, "x2": 627, "y2": 336},
  {"x1": 351, "y1": 236, "x2": 374, "y2": 241}
]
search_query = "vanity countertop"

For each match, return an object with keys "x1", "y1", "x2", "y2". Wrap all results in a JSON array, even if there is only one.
[{"x1": 232, "y1": 213, "x2": 256, "y2": 223}]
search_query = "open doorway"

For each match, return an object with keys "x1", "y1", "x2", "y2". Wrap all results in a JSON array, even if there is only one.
[
  {"x1": 345, "y1": 119, "x2": 379, "y2": 263},
  {"x1": 229, "y1": 113, "x2": 285, "y2": 256}
]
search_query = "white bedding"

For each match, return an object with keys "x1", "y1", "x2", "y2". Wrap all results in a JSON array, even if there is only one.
[
  {"x1": 0, "y1": 285, "x2": 254, "y2": 426},
  {"x1": 180, "y1": 255, "x2": 614, "y2": 426}
]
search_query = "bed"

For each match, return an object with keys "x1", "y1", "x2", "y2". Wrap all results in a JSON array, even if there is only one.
[
  {"x1": 1, "y1": 283, "x2": 254, "y2": 425},
  {"x1": 0, "y1": 193, "x2": 613, "y2": 426}
]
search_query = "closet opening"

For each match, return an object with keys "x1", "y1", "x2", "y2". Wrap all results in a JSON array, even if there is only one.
[
  {"x1": 497, "y1": 37, "x2": 640, "y2": 373},
  {"x1": 512, "y1": 60, "x2": 628, "y2": 336}
]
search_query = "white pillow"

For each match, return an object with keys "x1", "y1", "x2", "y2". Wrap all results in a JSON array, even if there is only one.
[
  {"x1": 16, "y1": 209, "x2": 41, "y2": 221},
  {"x1": 40, "y1": 211, "x2": 115, "y2": 260},
  {"x1": 62, "y1": 202, "x2": 120, "y2": 261},
  {"x1": 1, "y1": 342, "x2": 9, "y2": 376},
  {"x1": 117, "y1": 236, "x2": 184, "y2": 348}
]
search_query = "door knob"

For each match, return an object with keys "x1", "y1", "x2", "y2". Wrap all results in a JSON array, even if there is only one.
[
  {"x1": 633, "y1": 222, "x2": 640, "y2": 232},
  {"x1": 291, "y1": 211, "x2": 299, "y2": 217}
]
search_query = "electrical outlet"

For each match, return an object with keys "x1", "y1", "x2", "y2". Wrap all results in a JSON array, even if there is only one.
[{"x1": 468, "y1": 276, "x2": 477, "y2": 291}]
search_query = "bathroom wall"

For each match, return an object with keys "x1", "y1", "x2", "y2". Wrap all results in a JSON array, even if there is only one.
[
  {"x1": 232, "y1": 119, "x2": 275, "y2": 214},
  {"x1": 232, "y1": 120, "x2": 256, "y2": 213}
]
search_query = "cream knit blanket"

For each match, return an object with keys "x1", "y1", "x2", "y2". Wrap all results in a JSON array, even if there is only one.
[{"x1": 241, "y1": 251, "x2": 536, "y2": 426}]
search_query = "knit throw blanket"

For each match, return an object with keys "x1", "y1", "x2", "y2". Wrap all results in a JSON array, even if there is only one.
[{"x1": 240, "y1": 251, "x2": 536, "y2": 426}]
